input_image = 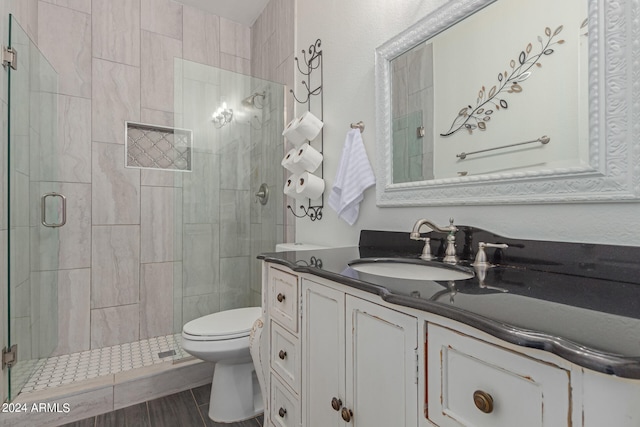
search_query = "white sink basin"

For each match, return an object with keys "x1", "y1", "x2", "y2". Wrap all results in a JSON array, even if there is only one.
[{"x1": 348, "y1": 259, "x2": 474, "y2": 281}]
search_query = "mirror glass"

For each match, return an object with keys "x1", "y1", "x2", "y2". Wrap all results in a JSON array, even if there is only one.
[{"x1": 375, "y1": 0, "x2": 640, "y2": 205}]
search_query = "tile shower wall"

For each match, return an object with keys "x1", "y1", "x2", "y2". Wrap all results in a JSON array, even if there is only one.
[
  {"x1": 24, "y1": 0, "x2": 261, "y2": 354},
  {"x1": 250, "y1": 0, "x2": 296, "y2": 304}
]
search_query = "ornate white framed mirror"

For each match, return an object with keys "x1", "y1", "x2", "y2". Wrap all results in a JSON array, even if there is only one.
[{"x1": 375, "y1": 0, "x2": 640, "y2": 206}]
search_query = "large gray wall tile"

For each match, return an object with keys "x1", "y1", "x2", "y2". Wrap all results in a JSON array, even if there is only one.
[
  {"x1": 220, "y1": 256, "x2": 251, "y2": 311},
  {"x1": 141, "y1": 0, "x2": 182, "y2": 40},
  {"x1": 37, "y1": 2, "x2": 91, "y2": 98},
  {"x1": 13, "y1": 0, "x2": 39, "y2": 42},
  {"x1": 92, "y1": 59, "x2": 141, "y2": 144},
  {"x1": 92, "y1": 142, "x2": 140, "y2": 225},
  {"x1": 140, "y1": 262, "x2": 174, "y2": 339},
  {"x1": 53, "y1": 268, "x2": 90, "y2": 355},
  {"x1": 182, "y1": 223, "x2": 218, "y2": 297},
  {"x1": 91, "y1": 304, "x2": 140, "y2": 348},
  {"x1": 141, "y1": 186, "x2": 178, "y2": 263},
  {"x1": 182, "y1": 292, "x2": 219, "y2": 325},
  {"x1": 92, "y1": 225, "x2": 140, "y2": 308},
  {"x1": 57, "y1": 95, "x2": 92, "y2": 183},
  {"x1": 182, "y1": 6, "x2": 220, "y2": 67},
  {"x1": 92, "y1": 0, "x2": 141, "y2": 66},
  {"x1": 220, "y1": 18, "x2": 250, "y2": 59},
  {"x1": 141, "y1": 31, "x2": 182, "y2": 113}
]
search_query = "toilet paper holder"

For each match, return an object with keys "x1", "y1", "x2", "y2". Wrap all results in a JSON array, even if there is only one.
[{"x1": 287, "y1": 38, "x2": 326, "y2": 221}]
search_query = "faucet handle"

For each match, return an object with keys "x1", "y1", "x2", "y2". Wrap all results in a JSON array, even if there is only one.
[
  {"x1": 416, "y1": 237, "x2": 434, "y2": 260},
  {"x1": 473, "y1": 242, "x2": 508, "y2": 267}
]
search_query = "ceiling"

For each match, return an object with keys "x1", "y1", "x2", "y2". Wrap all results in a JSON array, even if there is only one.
[{"x1": 173, "y1": 0, "x2": 271, "y2": 26}]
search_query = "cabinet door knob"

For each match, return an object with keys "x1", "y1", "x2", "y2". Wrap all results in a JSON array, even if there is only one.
[
  {"x1": 331, "y1": 397, "x2": 342, "y2": 411},
  {"x1": 277, "y1": 293, "x2": 286, "y2": 302},
  {"x1": 473, "y1": 390, "x2": 494, "y2": 414},
  {"x1": 278, "y1": 350, "x2": 287, "y2": 360},
  {"x1": 341, "y1": 407, "x2": 353, "y2": 422},
  {"x1": 278, "y1": 407, "x2": 287, "y2": 418}
]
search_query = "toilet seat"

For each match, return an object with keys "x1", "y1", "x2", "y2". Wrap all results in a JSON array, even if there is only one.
[{"x1": 182, "y1": 307, "x2": 262, "y2": 341}]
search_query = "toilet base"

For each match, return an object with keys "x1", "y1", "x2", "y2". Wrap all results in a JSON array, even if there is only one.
[{"x1": 208, "y1": 360, "x2": 264, "y2": 423}]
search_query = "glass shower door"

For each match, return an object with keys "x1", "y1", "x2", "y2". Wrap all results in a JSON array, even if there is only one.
[{"x1": 6, "y1": 14, "x2": 60, "y2": 401}]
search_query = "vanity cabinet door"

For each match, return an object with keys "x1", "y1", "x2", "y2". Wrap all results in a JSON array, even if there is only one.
[
  {"x1": 345, "y1": 295, "x2": 419, "y2": 427},
  {"x1": 427, "y1": 323, "x2": 570, "y2": 427},
  {"x1": 302, "y1": 278, "x2": 419, "y2": 427},
  {"x1": 302, "y1": 280, "x2": 346, "y2": 427}
]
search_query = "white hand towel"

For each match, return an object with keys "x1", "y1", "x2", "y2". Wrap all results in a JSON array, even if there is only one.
[{"x1": 328, "y1": 129, "x2": 376, "y2": 225}]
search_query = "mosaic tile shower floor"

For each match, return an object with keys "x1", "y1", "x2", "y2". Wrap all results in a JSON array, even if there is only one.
[{"x1": 15, "y1": 334, "x2": 188, "y2": 394}]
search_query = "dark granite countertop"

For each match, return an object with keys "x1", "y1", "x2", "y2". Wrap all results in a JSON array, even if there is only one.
[{"x1": 258, "y1": 228, "x2": 640, "y2": 379}]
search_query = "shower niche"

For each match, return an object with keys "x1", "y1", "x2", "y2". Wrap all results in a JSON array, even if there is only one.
[{"x1": 125, "y1": 122, "x2": 193, "y2": 172}]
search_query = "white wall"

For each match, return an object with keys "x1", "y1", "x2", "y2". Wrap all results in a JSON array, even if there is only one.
[{"x1": 294, "y1": 0, "x2": 640, "y2": 248}]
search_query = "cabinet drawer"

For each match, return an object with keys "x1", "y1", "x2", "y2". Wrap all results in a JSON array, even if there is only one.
[
  {"x1": 270, "y1": 373, "x2": 300, "y2": 427},
  {"x1": 270, "y1": 321, "x2": 300, "y2": 393},
  {"x1": 268, "y1": 267, "x2": 299, "y2": 333},
  {"x1": 427, "y1": 323, "x2": 569, "y2": 427}
]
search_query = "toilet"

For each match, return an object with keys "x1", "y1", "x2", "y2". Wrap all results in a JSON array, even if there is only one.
[{"x1": 181, "y1": 306, "x2": 263, "y2": 423}]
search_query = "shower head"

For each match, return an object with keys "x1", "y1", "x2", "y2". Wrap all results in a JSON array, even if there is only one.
[{"x1": 241, "y1": 91, "x2": 266, "y2": 109}]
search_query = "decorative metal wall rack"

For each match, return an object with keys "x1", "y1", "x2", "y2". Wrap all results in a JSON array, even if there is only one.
[{"x1": 287, "y1": 38, "x2": 324, "y2": 221}]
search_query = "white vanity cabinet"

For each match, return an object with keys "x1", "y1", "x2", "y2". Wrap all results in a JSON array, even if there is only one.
[
  {"x1": 301, "y1": 277, "x2": 419, "y2": 427},
  {"x1": 261, "y1": 261, "x2": 640, "y2": 427},
  {"x1": 426, "y1": 323, "x2": 570, "y2": 427}
]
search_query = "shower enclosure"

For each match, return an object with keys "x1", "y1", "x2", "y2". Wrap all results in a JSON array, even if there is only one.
[
  {"x1": 172, "y1": 58, "x2": 286, "y2": 333},
  {"x1": 4, "y1": 14, "x2": 285, "y2": 401}
]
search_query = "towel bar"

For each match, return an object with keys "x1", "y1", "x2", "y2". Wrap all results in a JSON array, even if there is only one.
[{"x1": 456, "y1": 135, "x2": 550, "y2": 160}]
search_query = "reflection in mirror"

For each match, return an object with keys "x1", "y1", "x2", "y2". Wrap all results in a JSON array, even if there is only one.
[
  {"x1": 376, "y1": 0, "x2": 640, "y2": 206},
  {"x1": 390, "y1": 0, "x2": 588, "y2": 182},
  {"x1": 392, "y1": 42, "x2": 434, "y2": 183}
]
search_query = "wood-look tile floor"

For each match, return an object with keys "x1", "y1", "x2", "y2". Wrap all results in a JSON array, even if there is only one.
[{"x1": 59, "y1": 384, "x2": 264, "y2": 427}]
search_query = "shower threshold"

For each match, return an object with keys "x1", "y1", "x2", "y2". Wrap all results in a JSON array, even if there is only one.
[{"x1": 16, "y1": 333, "x2": 189, "y2": 395}]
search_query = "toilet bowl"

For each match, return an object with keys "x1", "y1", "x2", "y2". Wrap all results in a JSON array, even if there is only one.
[{"x1": 181, "y1": 306, "x2": 263, "y2": 423}]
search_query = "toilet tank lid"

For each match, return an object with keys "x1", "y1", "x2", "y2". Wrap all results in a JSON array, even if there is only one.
[
  {"x1": 276, "y1": 243, "x2": 328, "y2": 252},
  {"x1": 183, "y1": 307, "x2": 262, "y2": 338}
]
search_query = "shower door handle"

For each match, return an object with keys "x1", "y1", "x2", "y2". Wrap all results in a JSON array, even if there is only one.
[{"x1": 41, "y1": 192, "x2": 67, "y2": 228}]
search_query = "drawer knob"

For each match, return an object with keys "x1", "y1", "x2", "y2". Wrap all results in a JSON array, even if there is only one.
[
  {"x1": 341, "y1": 407, "x2": 353, "y2": 422},
  {"x1": 278, "y1": 407, "x2": 287, "y2": 418},
  {"x1": 331, "y1": 397, "x2": 342, "y2": 411},
  {"x1": 277, "y1": 293, "x2": 286, "y2": 302},
  {"x1": 473, "y1": 390, "x2": 494, "y2": 414},
  {"x1": 278, "y1": 350, "x2": 287, "y2": 360}
]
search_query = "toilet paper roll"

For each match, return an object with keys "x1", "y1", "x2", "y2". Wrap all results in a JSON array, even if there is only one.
[
  {"x1": 296, "y1": 172, "x2": 325, "y2": 200},
  {"x1": 296, "y1": 111, "x2": 324, "y2": 141},
  {"x1": 281, "y1": 148, "x2": 306, "y2": 174},
  {"x1": 292, "y1": 143, "x2": 323, "y2": 173},
  {"x1": 282, "y1": 117, "x2": 306, "y2": 147},
  {"x1": 283, "y1": 174, "x2": 299, "y2": 198}
]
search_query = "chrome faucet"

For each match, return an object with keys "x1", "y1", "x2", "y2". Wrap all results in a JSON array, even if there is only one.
[{"x1": 410, "y1": 218, "x2": 459, "y2": 263}]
